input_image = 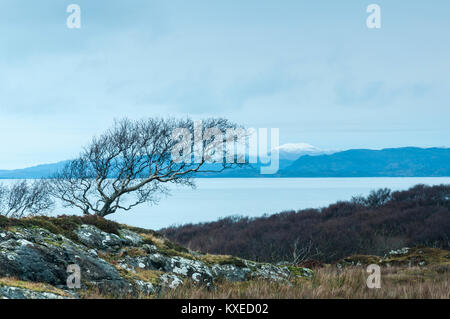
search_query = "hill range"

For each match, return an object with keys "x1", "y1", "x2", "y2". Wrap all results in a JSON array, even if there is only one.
[{"x1": 1, "y1": 147, "x2": 449, "y2": 179}]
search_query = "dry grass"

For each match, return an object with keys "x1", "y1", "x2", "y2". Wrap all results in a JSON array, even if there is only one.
[
  {"x1": 155, "y1": 265, "x2": 450, "y2": 299},
  {"x1": 26, "y1": 264, "x2": 448, "y2": 299},
  {"x1": 0, "y1": 277, "x2": 70, "y2": 297}
]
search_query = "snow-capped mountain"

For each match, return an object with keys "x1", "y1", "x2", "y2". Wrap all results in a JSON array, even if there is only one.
[{"x1": 273, "y1": 143, "x2": 329, "y2": 161}]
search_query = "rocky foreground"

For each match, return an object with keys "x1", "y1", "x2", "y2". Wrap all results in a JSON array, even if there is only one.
[{"x1": 0, "y1": 216, "x2": 312, "y2": 299}]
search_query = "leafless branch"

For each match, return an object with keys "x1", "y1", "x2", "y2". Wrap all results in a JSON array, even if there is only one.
[
  {"x1": 0, "y1": 180, "x2": 54, "y2": 218},
  {"x1": 49, "y1": 117, "x2": 247, "y2": 217}
]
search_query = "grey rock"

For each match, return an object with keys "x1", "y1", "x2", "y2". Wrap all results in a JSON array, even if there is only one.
[
  {"x1": 118, "y1": 253, "x2": 214, "y2": 285},
  {"x1": 387, "y1": 247, "x2": 409, "y2": 257},
  {"x1": 0, "y1": 286, "x2": 70, "y2": 299},
  {"x1": 142, "y1": 244, "x2": 158, "y2": 254},
  {"x1": 249, "y1": 263, "x2": 290, "y2": 281},
  {"x1": 133, "y1": 279, "x2": 157, "y2": 295},
  {"x1": 159, "y1": 273, "x2": 184, "y2": 289},
  {"x1": 75, "y1": 225, "x2": 123, "y2": 251},
  {"x1": 0, "y1": 227, "x2": 132, "y2": 295},
  {"x1": 211, "y1": 264, "x2": 251, "y2": 282},
  {"x1": 119, "y1": 229, "x2": 143, "y2": 246},
  {"x1": 0, "y1": 223, "x2": 313, "y2": 298}
]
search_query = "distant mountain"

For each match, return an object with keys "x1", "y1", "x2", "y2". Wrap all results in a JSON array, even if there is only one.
[
  {"x1": 280, "y1": 147, "x2": 450, "y2": 177},
  {"x1": 201, "y1": 147, "x2": 450, "y2": 177},
  {"x1": 0, "y1": 161, "x2": 68, "y2": 179},
  {"x1": 0, "y1": 143, "x2": 316, "y2": 179},
  {"x1": 197, "y1": 143, "x2": 328, "y2": 177},
  {"x1": 273, "y1": 143, "x2": 330, "y2": 161},
  {"x1": 1, "y1": 147, "x2": 449, "y2": 179}
]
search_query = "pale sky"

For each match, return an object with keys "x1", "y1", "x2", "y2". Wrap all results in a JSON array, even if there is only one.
[{"x1": 1, "y1": 0, "x2": 449, "y2": 169}]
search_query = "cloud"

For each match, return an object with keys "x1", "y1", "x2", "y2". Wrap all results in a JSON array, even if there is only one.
[{"x1": 1, "y1": 0, "x2": 450, "y2": 168}]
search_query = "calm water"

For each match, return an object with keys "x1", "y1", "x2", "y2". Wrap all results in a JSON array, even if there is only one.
[{"x1": 3, "y1": 178, "x2": 450, "y2": 230}]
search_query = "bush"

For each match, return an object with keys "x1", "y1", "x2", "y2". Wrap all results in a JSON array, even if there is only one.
[{"x1": 162, "y1": 184, "x2": 450, "y2": 263}]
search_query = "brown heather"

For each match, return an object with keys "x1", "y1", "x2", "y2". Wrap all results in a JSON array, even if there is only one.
[{"x1": 162, "y1": 184, "x2": 450, "y2": 264}]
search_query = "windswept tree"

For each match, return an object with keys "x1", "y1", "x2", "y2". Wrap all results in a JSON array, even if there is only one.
[
  {"x1": 0, "y1": 180, "x2": 54, "y2": 218},
  {"x1": 50, "y1": 117, "x2": 247, "y2": 217}
]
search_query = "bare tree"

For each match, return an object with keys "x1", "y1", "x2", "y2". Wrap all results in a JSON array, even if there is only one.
[
  {"x1": 50, "y1": 117, "x2": 247, "y2": 217},
  {"x1": 291, "y1": 238, "x2": 313, "y2": 265},
  {"x1": 0, "y1": 180, "x2": 54, "y2": 218},
  {"x1": 291, "y1": 238, "x2": 323, "y2": 265},
  {"x1": 0, "y1": 184, "x2": 7, "y2": 213}
]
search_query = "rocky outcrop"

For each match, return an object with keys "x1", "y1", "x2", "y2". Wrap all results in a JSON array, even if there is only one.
[
  {"x1": 0, "y1": 219, "x2": 312, "y2": 299},
  {"x1": 336, "y1": 247, "x2": 450, "y2": 268}
]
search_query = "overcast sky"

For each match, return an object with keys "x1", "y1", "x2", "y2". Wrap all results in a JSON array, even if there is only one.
[{"x1": 1, "y1": 0, "x2": 449, "y2": 169}]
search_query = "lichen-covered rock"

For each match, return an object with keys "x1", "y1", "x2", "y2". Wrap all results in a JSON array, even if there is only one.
[
  {"x1": 0, "y1": 286, "x2": 70, "y2": 299},
  {"x1": 75, "y1": 225, "x2": 123, "y2": 251},
  {"x1": 0, "y1": 227, "x2": 134, "y2": 295},
  {"x1": 211, "y1": 264, "x2": 251, "y2": 282},
  {"x1": 0, "y1": 221, "x2": 313, "y2": 298},
  {"x1": 119, "y1": 229, "x2": 143, "y2": 246},
  {"x1": 247, "y1": 262, "x2": 290, "y2": 281},
  {"x1": 159, "y1": 273, "x2": 184, "y2": 289},
  {"x1": 337, "y1": 247, "x2": 450, "y2": 269},
  {"x1": 386, "y1": 247, "x2": 410, "y2": 257},
  {"x1": 118, "y1": 253, "x2": 215, "y2": 285},
  {"x1": 118, "y1": 251, "x2": 295, "y2": 286},
  {"x1": 133, "y1": 279, "x2": 157, "y2": 295}
]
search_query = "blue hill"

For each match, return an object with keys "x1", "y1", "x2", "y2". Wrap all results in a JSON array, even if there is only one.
[
  {"x1": 279, "y1": 147, "x2": 450, "y2": 177},
  {"x1": 1, "y1": 147, "x2": 449, "y2": 178},
  {"x1": 0, "y1": 161, "x2": 68, "y2": 179}
]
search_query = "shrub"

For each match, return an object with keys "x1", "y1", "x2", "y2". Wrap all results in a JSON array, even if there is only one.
[{"x1": 162, "y1": 184, "x2": 450, "y2": 263}]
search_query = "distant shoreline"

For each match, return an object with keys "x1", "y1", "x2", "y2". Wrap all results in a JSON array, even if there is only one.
[{"x1": 1, "y1": 147, "x2": 450, "y2": 179}]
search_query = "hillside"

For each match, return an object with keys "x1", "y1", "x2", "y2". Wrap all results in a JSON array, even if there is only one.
[
  {"x1": 1, "y1": 215, "x2": 448, "y2": 299},
  {"x1": 0, "y1": 215, "x2": 311, "y2": 299},
  {"x1": 280, "y1": 147, "x2": 450, "y2": 177},
  {"x1": 0, "y1": 161, "x2": 68, "y2": 179},
  {"x1": 2, "y1": 147, "x2": 450, "y2": 178},
  {"x1": 161, "y1": 184, "x2": 450, "y2": 263}
]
